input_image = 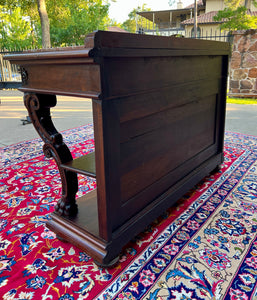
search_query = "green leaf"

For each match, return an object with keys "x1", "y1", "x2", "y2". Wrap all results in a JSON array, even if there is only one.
[{"x1": 214, "y1": 6, "x2": 257, "y2": 31}]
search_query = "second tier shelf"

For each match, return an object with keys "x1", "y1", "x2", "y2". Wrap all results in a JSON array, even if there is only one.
[{"x1": 61, "y1": 151, "x2": 96, "y2": 178}]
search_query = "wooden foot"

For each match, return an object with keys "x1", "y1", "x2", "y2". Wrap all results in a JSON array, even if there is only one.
[
  {"x1": 211, "y1": 164, "x2": 222, "y2": 174},
  {"x1": 94, "y1": 256, "x2": 119, "y2": 268}
]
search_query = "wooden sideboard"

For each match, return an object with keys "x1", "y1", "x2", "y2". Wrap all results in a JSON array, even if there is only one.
[{"x1": 7, "y1": 31, "x2": 230, "y2": 266}]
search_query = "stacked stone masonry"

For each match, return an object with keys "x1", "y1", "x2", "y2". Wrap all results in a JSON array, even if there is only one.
[{"x1": 230, "y1": 29, "x2": 257, "y2": 98}]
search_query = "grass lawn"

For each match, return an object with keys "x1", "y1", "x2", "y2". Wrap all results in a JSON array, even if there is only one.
[{"x1": 227, "y1": 97, "x2": 257, "y2": 105}]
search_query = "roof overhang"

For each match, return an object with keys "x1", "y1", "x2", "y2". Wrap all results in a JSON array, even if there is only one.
[{"x1": 137, "y1": 8, "x2": 193, "y2": 24}]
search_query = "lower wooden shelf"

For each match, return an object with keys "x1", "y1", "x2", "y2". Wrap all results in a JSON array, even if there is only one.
[
  {"x1": 46, "y1": 189, "x2": 119, "y2": 266},
  {"x1": 72, "y1": 189, "x2": 99, "y2": 236},
  {"x1": 53, "y1": 189, "x2": 99, "y2": 236}
]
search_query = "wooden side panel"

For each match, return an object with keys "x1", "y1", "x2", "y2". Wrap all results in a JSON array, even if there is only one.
[
  {"x1": 102, "y1": 55, "x2": 225, "y2": 230},
  {"x1": 118, "y1": 79, "x2": 219, "y2": 124},
  {"x1": 102, "y1": 55, "x2": 221, "y2": 99},
  {"x1": 120, "y1": 95, "x2": 217, "y2": 204}
]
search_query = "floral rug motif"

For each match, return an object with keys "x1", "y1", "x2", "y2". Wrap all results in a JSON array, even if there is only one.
[{"x1": 1, "y1": 126, "x2": 257, "y2": 300}]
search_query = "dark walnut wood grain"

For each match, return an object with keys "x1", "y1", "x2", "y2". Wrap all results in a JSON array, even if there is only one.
[{"x1": 6, "y1": 31, "x2": 229, "y2": 266}]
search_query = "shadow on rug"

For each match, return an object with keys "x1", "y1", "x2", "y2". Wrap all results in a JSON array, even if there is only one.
[{"x1": 1, "y1": 125, "x2": 257, "y2": 299}]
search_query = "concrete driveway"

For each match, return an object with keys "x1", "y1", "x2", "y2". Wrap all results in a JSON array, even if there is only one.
[
  {"x1": 225, "y1": 103, "x2": 257, "y2": 136},
  {"x1": 1, "y1": 90, "x2": 257, "y2": 147},
  {"x1": 0, "y1": 90, "x2": 93, "y2": 147}
]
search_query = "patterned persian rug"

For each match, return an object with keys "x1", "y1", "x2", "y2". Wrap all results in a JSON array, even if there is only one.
[{"x1": 1, "y1": 125, "x2": 257, "y2": 300}]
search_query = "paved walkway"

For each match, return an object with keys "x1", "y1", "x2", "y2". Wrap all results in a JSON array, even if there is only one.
[
  {"x1": 225, "y1": 103, "x2": 257, "y2": 136},
  {"x1": 0, "y1": 91, "x2": 93, "y2": 147},
  {"x1": 0, "y1": 90, "x2": 257, "y2": 147}
]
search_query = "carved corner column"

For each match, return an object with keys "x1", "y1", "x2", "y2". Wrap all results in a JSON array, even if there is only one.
[{"x1": 24, "y1": 93, "x2": 78, "y2": 217}]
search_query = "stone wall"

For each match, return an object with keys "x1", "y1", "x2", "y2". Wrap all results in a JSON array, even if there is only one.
[{"x1": 229, "y1": 29, "x2": 257, "y2": 98}]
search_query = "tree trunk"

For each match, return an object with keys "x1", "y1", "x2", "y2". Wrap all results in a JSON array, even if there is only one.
[{"x1": 37, "y1": 0, "x2": 51, "y2": 48}]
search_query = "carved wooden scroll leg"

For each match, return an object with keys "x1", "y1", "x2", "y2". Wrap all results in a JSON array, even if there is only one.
[{"x1": 24, "y1": 93, "x2": 78, "y2": 217}]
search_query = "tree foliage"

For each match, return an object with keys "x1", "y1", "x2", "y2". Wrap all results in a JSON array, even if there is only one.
[
  {"x1": 0, "y1": 0, "x2": 111, "y2": 49},
  {"x1": 49, "y1": 0, "x2": 109, "y2": 46},
  {"x1": 214, "y1": 0, "x2": 257, "y2": 31},
  {"x1": 0, "y1": 6, "x2": 35, "y2": 50},
  {"x1": 121, "y1": 5, "x2": 153, "y2": 33},
  {"x1": 122, "y1": 11, "x2": 137, "y2": 33}
]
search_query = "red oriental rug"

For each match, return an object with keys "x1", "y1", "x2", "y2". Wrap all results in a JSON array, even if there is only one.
[{"x1": 1, "y1": 125, "x2": 257, "y2": 300}]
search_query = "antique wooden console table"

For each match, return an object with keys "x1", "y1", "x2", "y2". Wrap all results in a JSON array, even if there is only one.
[{"x1": 7, "y1": 31, "x2": 229, "y2": 266}]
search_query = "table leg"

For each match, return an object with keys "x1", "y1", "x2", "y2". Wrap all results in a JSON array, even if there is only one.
[{"x1": 24, "y1": 93, "x2": 78, "y2": 217}]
